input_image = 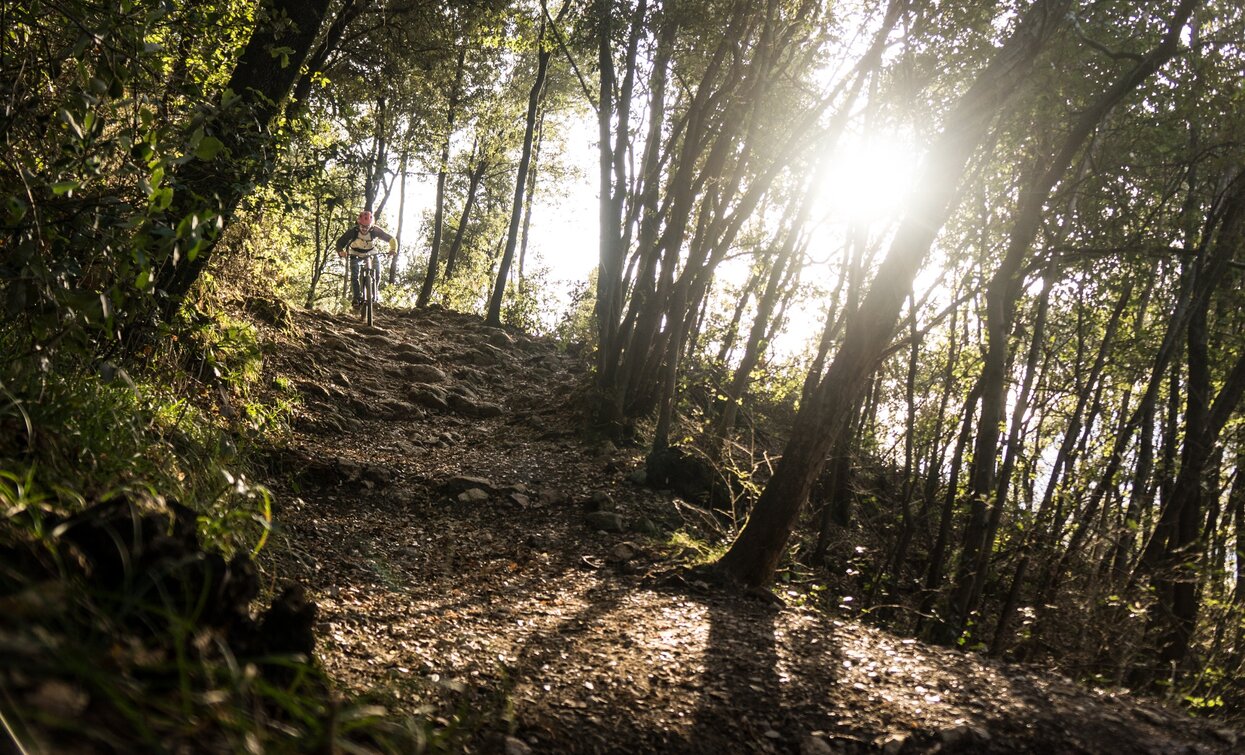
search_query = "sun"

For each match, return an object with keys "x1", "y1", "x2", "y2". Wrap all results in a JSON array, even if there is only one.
[{"x1": 814, "y1": 131, "x2": 921, "y2": 224}]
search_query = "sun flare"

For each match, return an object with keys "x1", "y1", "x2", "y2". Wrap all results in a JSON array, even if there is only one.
[{"x1": 815, "y1": 132, "x2": 921, "y2": 224}]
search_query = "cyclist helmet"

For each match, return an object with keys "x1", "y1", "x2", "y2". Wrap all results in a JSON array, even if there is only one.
[{"x1": 358, "y1": 210, "x2": 373, "y2": 226}]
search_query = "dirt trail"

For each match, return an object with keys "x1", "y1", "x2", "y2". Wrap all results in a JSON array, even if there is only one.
[{"x1": 257, "y1": 305, "x2": 1239, "y2": 754}]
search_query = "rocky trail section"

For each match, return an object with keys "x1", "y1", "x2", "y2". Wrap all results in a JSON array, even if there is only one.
[{"x1": 257, "y1": 305, "x2": 1239, "y2": 754}]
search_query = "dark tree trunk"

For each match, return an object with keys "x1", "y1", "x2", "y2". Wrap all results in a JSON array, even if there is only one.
[
  {"x1": 153, "y1": 0, "x2": 332, "y2": 317},
  {"x1": 487, "y1": 15, "x2": 556, "y2": 326},
  {"x1": 364, "y1": 96, "x2": 388, "y2": 211},
  {"x1": 306, "y1": 191, "x2": 327, "y2": 308},
  {"x1": 712, "y1": 246, "x2": 795, "y2": 442},
  {"x1": 945, "y1": 0, "x2": 1196, "y2": 637},
  {"x1": 918, "y1": 379, "x2": 982, "y2": 636},
  {"x1": 289, "y1": 0, "x2": 359, "y2": 115},
  {"x1": 1135, "y1": 176, "x2": 1245, "y2": 675},
  {"x1": 444, "y1": 146, "x2": 487, "y2": 283},
  {"x1": 1231, "y1": 442, "x2": 1245, "y2": 607},
  {"x1": 417, "y1": 44, "x2": 467, "y2": 308}
]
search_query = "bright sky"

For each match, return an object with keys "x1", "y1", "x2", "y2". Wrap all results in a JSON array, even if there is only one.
[
  {"x1": 391, "y1": 113, "x2": 925, "y2": 349},
  {"x1": 392, "y1": 114, "x2": 599, "y2": 314}
]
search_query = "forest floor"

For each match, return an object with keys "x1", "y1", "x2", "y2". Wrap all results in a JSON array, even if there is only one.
[{"x1": 255, "y1": 303, "x2": 1240, "y2": 754}]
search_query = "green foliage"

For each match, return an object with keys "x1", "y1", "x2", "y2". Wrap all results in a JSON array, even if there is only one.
[
  {"x1": 0, "y1": 0, "x2": 277, "y2": 356},
  {"x1": 0, "y1": 363, "x2": 254, "y2": 547},
  {"x1": 501, "y1": 265, "x2": 561, "y2": 335},
  {"x1": 552, "y1": 274, "x2": 598, "y2": 348},
  {"x1": 668, "y1": 530, "x2": 730, "y2": 565}
]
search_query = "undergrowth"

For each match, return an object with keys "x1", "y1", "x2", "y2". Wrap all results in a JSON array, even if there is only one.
[{"x1": 0, "y1": 307, "x2": 427, "y2": 753}]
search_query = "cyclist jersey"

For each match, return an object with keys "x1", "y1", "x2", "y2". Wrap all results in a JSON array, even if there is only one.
[{"x1": 336, "y1": 224, "x2": 393, "y2": 253}]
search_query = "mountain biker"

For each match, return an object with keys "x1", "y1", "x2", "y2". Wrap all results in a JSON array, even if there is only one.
[{"x1": 335, "y1": 210, "x2": 397, "y2": 309}]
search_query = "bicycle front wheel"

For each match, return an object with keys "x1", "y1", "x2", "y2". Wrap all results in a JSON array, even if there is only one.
[{"x1": 361, "y1": 269, "x2": 374, "y2": 326}]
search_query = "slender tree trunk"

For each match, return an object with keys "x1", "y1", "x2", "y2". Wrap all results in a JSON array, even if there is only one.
[
  {"x1": 445, "y1": 150, "x2": 488, "y2": 284},
  {"x1": 1231, "y1": 441, "x2": 1245, "y2": 607},
  {"x1": 712, "y1": 248, "x2": 794, "y2": 442},
  {"x1": 1134, "y1": 178, "x2": 1245, "y2": 674},
  {"x1": 417, "y1": 45, "x2": 467, "y2": 308},
  {"x1": 715, "y1": 273, "x2": 763, "y2": 365},
  {"x1": 1019, "y1": 280, "x2": 1134, "y2": 619},
  {"x1": 594, "y1": 0, "x2": 624, "y2": 411},
  {"x1": 364, "y1": 96, "x2": 388, "y2": 211},
  {"x1": 945, "y1": 0, "x2": 1196, "y2": 637},
  {"x1": 289, "y1": 0, "x2": 359, "y2": 115},
  {"x1": 813, "y1": 407, "x2": 862, "y2": 561},
  {"x1": 487, "y1": 16, "x2": 554, "y2": 327},
  {"x1": 517, "y1": 108, "x2": 546, "y2": 285},
  {"x1": 389, "y1": 143, "x2": 409, "y2": 285},
  {"x1": 918, "y1": 379, "x2": 982, "y2": 635}
]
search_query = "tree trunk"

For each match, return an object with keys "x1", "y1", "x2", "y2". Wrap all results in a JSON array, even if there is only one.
[
  {"x1": 593, "y1": 0, "x2": 625, "y2": 412},
  {"x1": 1135, "y1": 176, "x2": 1245, "y2": 674},
  {"x1": 517, "y1": 108, "x2": 546, "y2": 284},
  {"x1": 444, "y1": 149, "x2": 487, "y2": 283},
  {"x1": 417, "y1": 44, "x2": 467, "y2": 308},
  {"x1": 389, "y1": 143, "x2": 408, "y2": 285},
  {"x1": 945, "y1": 0, "x2": 1197, "y2": 637},
  {"x1": 711, "y1": 246, "x2": 795, "y2": 442},
  {"x1": 153, "y1": 0, "x2": 332, "y2": 317},
  {"x1": 487, "y1": 15, "x2": 555, "y2": 327},
  {"x1": 364, "y1": 96, "x2": 388, "y2": 211}
]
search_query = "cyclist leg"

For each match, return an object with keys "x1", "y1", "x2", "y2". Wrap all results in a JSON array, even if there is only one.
[{"x1": 349, "y1": 255, "x2": 362, "y2": 307}]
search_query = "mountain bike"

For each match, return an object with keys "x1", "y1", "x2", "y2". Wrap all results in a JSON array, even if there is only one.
[{"x1": 348, "y1": 249, "x2": 384, "y2": 326}]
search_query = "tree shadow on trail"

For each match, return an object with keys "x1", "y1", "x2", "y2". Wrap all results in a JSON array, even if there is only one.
[
  {"x1": 688, "y1": 594, "x2": 784, "y2": 751},
  {"x1": 686, "y1": 589, "x2": 843, "y2": 754}
]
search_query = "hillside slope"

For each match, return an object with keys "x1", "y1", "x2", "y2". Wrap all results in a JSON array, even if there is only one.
[{"x1": 256, "y1": 304, "x2": 1239, "y2": 754}]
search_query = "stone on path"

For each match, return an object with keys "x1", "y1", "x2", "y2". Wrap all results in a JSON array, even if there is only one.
[
  {"x1": 585, "y1": 511, "x2": 626, "y2": 532},
  {"x1": 404, "y1": 364, "x2": 447, "y2": 383},
  {"x1": 609, "y1": 542, "x2": 640, "y2": 562},
  {"x1": 503, "y1": 736, "x2": 532, "y2": 755},
  {"x1": 444, "y1": 475, "x2": 498, "y2": 495},
  {"x1": 457, "y1": 488, "x2": 490, "y2": 503},
  {"x1": 409, "y1": 385, "x2": 449, "y2": 411}
]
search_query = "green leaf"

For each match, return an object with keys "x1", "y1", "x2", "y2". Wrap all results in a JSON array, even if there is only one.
[
  {"x1": 195, "y1": 136, "x2": 224, "y2": 161},
  {"x1": 58, "y1": 108, "x2": 83, "y2": 139},
  {"x1": 151, "y1": 187, "x2": 173, "y2": 211},
  {"x1": 52, "y1": 181, "x2": 80, "y2": 196},
  {"x1": 6, "y1": 197, "x2": 27, "y2": 223},
  {"x1": 186, "y1": 239, "x2": 205, "y2": 262}
]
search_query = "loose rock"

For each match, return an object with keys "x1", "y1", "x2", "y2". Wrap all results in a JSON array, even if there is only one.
[
  {"x1": 610, "y1": 542, "x2": 640, "y2": 562},
  {"x1": 589, "y1": 491, "x2": 614, "y2": 511},
  {"x1": 585, "y1": 511, "x2": 626, "y2": 532},
  {"x1": 405, "y1": 364, "x2": 448, "y2": 383},
  {"x1": 457, "y1": 488, "x2": 490, "y2": 503},
  {"x1": 504, "y1": 736, "x2": 532, "y2": 755},
  {"x1": 444, "y1": 475, "x2": 498, "y2": 495}
]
